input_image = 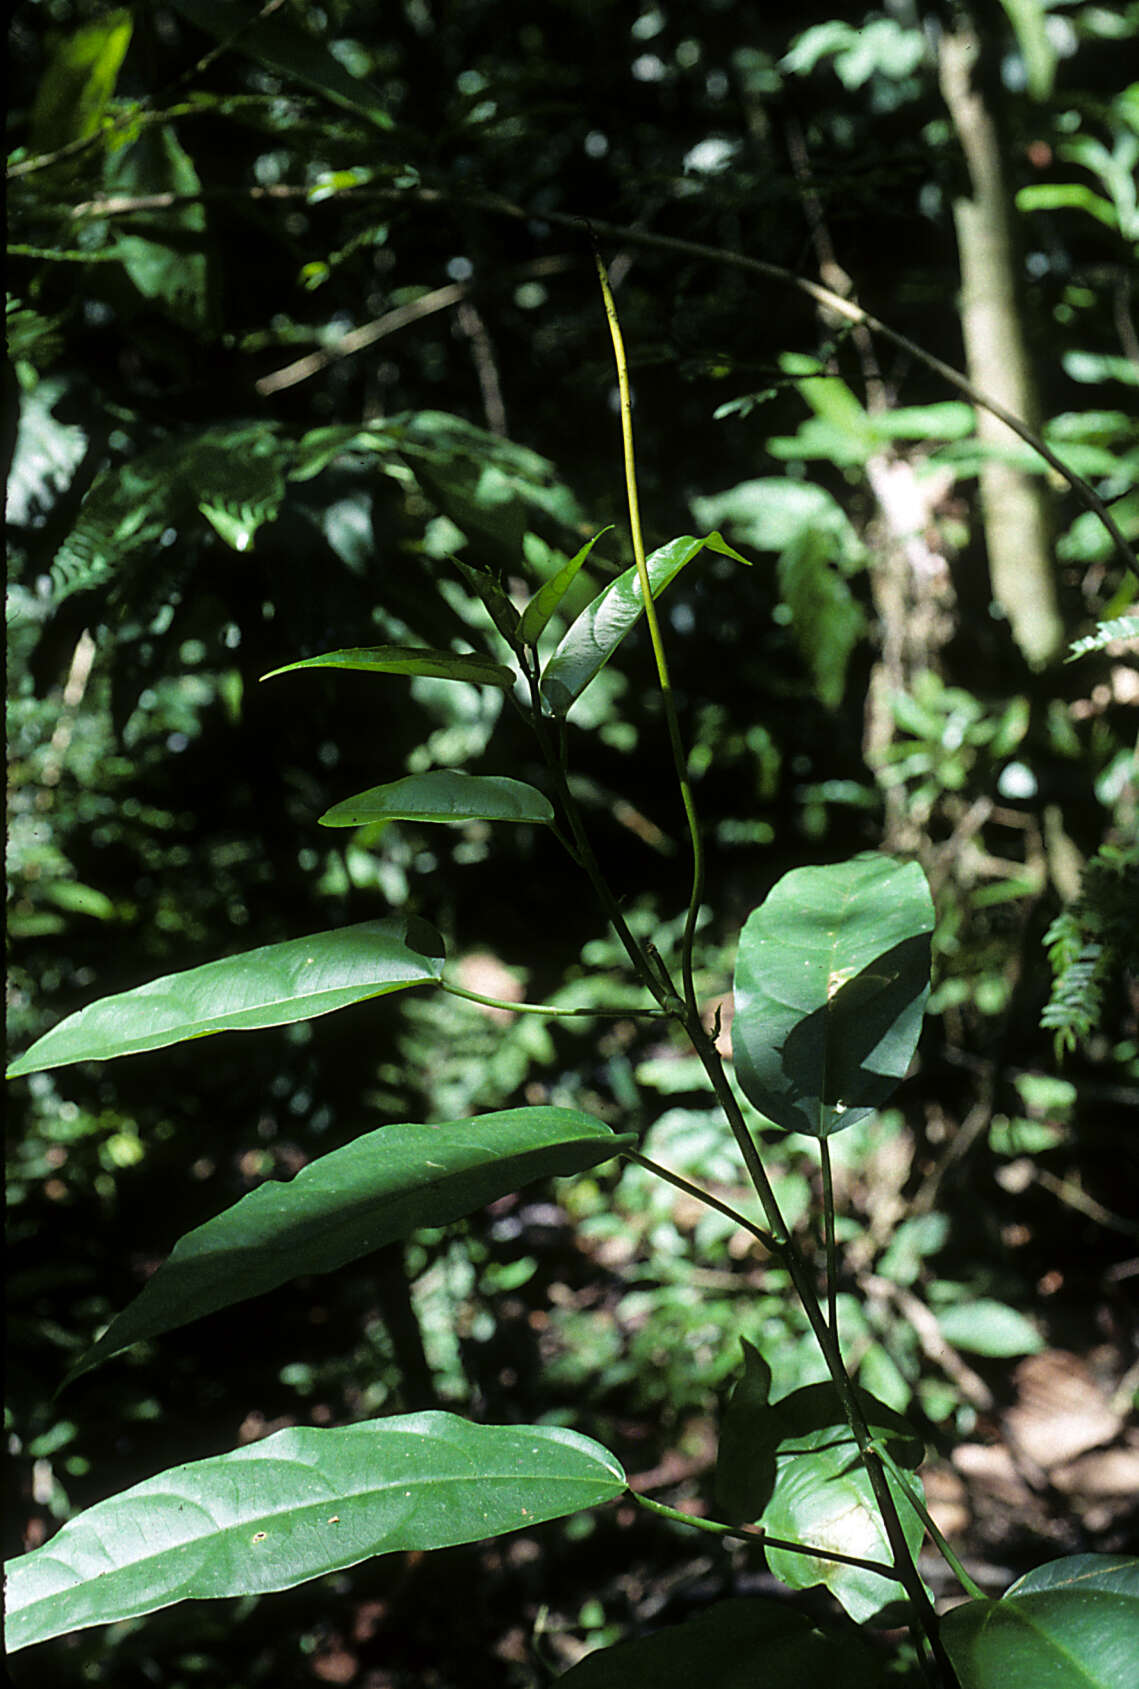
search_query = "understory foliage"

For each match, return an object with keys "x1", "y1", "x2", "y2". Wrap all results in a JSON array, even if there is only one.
[{"x1": 6, "y1": 3, "x2": 1138, "y2": 1687}]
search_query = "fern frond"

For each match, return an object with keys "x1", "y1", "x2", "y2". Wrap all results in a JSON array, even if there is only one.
[
  {"x1": 1066, "y1": 615, "x2": 1139, "y2": 662},
  {"x1": 49, "y1": 424, "x2": 290, "y2": 607},
  {"x1": 1042, "y1": 842, "x2": 1139, "y2": 1057}
]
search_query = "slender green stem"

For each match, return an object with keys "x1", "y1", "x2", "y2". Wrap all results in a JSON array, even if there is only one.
[
  {"x1": 438, "y1": 977, "x2": 666, "y2": 1019},
  {"x1": 8, "y1": 243, "x2": 124, "y2": 263},
  {"x1": 820, "y1": 1138, "x2": 839, "y2": 1337},
  {"x1": 869, "y1": 1438, "x2": 986, "y2": 1602},
  {"x1": 521, "y1": 652, "x2": 678, "y2": 1006},
  {"x1": 679, "y1": 1029, "x2": 949, "y2": 1683},
  {"x1": 624, "y1": 1150, "x2": 777, "y2": 1249},
  {"x1": 592, "y1": 244, "x2": 706, "y2": 1022},
  {"x1": 631, "y1": 1493, "x2": 903, "y2": 1579},
  {"x1": 515, "y1": 292, "x2": 955, "y2": 1687}
]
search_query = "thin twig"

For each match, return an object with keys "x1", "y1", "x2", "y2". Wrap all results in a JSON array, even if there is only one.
[
  {"x1": 371, "y1": 185, "x2": 1139, "y2": 580},
  {"x1": 255, "y1": 255, "x2": 574, "y2": 395},
  {"x1": 35, "y1": 168, "x2": 1139, "y2": 575},
  {"x1": 631, "y1": 1491, "x2": 905, "y2": 1579},
  {"x1": 255, "y1": 282, "x2": 467, "y2": 394},
  {"x1": 593, "y1": 242, "x2": 706, "y2": 1023},
  {"x1": 437, "y1": 976, "x2": 665, "y2": 1020},
  {"x1": 623, "y1": 1149, "x2": 777, "y2": 1250}
]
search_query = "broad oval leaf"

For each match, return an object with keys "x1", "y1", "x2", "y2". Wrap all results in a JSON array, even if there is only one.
[
  {"x1": 761, "y1": 1437, "x2": 923, "y2": 1624},
  {"x1": 65, "y1": 1108, "x2": 634, "y2": 1382},
  {"x1": 260, "y1": 645, "x2": 516, "y2": 689},
  {"x1": 716, "y1": 1371, "x2": 923, "y2": 1529},
  {"x1": 4, "y1": 1413, "x2": 627, "y2": 1651},
  {"x1": 935, "y1": 1299, "x2": 1044, "y2": 1358},
  {"x1": 319, "y1": 770, "x2": 554, "y2": 829},
  {"x1": 715, "y1": 1376, "x2": 925, "y2": 1624},
  {"x1": 557, "y1": 1595, "x2": 882, "y2": 1687},
  {"x1": 731, "y1": 853, "x2": 934, "y2": 1137},
  {"x1": 517, "y1": 526, "x2": 612, "y2": 646},
  {"x1": 540, "y1": 531, "x2": 748, "y2": 715},
  {"x1": 942, "y1": 1554, "x2": 1139, "y2": 1689},
  {"x1": 6, "y1": 917, "x2": 445, "y2": 1078}
]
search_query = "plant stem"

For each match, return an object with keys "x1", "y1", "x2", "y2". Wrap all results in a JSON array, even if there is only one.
[
  {"x1": 516, "y1": 342, "x2": 957, "y2": 1685},
  {"x1": 631, "y1": 1492, "x2": 904, "y2": 1579},
  {"x1": 869, "y1": 1438, "x2": 986, "y2": 1602},
  {"x1": 593, "y1": 244, "x2": 706, "y2": 1022},
  {"x1": 521, "y1": 653, "x2": 679, "y2": 1007},
  {"x1": 438, "y1": 977, "x2": 666, "y2": 1019},
  {"x1": 681, "y1": 1026, "x2": 952, "y2": 1684},
  {"x1": 820, "y1": 1138, "x2": 839, "y2": 1337},
  {"x1": 624, "y1": 1149, "x2": 776, "y2": 1248}
]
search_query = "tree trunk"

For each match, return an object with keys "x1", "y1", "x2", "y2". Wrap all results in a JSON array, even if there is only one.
[{"x1": 938, "y1": 13, "x2": 1064, "y2": 669}]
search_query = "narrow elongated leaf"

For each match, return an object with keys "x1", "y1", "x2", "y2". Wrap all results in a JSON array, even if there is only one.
[
  {"x1": 557, "y1": 1595, "x2": 882, "y2": 1687},
  {"x1": 6, "y1": 917, "x2": 444, "y2": 1078},
  {"x1": 319, "y1": 770, "x2": 554, "y2": 828},
  {"x1": 942, "y1": 1555, "x2": 1139, "y2": 1689},
  {"x1": 4, "y1": 1413, "x2": 626, "y2": 1651},
  {"x1": 451, "y1": 557, "x2": 522, "y2": 643},
  {"x1": 540, "y1": 532, "x2": 748, "y2": 715},
  {"x1": 261, "y1": 645, "x2": 516, "y2": 689},
  {"x1": 518, "y1": 527, "x2": 612, "y2": 646},
  {"x1": 731, "y1": 854, "x2": 934, "y2": 1137},
  {"x1": 66, "y1": 1108, "x2": 633, "y2": 1382},
  {"x1": 170, "y1": 0, "x2": 393, "y2": 129}
]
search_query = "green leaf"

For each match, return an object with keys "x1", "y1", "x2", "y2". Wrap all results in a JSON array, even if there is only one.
[
  {"x1": 193, "y1": 434, "x2": 288, "y2": 552},
  {"x1": 6, "y1": 917, "x2": 445, "y2": 1077},
  {"x1": 942, "y1": 1555, "x2": 1139, "y2": 1689},
  {"x1": 4, "y1": 1413, "x2": 626, "y2": 1651},
  {"x1": 556, "y1": 1595, "x2": 882, "y2": 1687},
  {"x1": 541, "y1": 532, "x2": 748, "y2": 715},
  {"x1": 66, "y1": 1108, "x2": 632, "y2": 1381},
  {"x1": 170, "y1": 0, "x2": 393, "y2": 129},
  {"x1": 730, "y1": 1383, "x2": 924, "y2": 1624},
  {"x1": 935, "y1": 1300, "x2": 1044, "y2": 1358},
  {"x1": 450, "y1": 558, "x2": 522, "y2": 645},
  {"x1": 319, "y1": 770, "x2": 554, "y2": 828},
  {"x1": 49, "y1": 424, "x2": 289, "y2": 603},
  {"x1": 261, "y1": 645, "x2": 516, "y2": 689},
  {"x1": 1016, "y1": 182, "x2": 1119, "y2": 228},
  {"x1": 29, "y1": 9, "x2": 133, "y2": 151},
  {"x1": 390, "y1": 410, "x2": 586, "y2": 552},
  {"x1": 731, "y1": 854, "x2": 934, "y2": 1137},
  {"x1": 690, "y1": 479, "x2": 859, "y2": 559},
  {"x1": 518, "y1": 527, "x2": 612, "y2": 646},
  {"x1": 779, "y1": 352, "x2": 878, "y2": 454},
  {"x1": 776, "y1": 527, "x2": 866, "y2": 710},
  {"x1": 105, "y1": 127, "x2": 211, "y2": 331},
  {"x1": 714, "y1": 1339, "x2": 774, "y2": 1519},
  {"x1": 1066, "y1": 616, "x2": 1139, "y2": 662},
  {"x1": 716, "y1": 1371, "x2": 923, "y2": 1530}
]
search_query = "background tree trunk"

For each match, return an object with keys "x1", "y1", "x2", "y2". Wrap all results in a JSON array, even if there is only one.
[{"x1": 939, "y1": 12, "x2": 1065, "y2": 669}]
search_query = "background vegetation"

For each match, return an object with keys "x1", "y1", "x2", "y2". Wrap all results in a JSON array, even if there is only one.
[{"x1": 6, "y1": 1, "x2": 1138, "y2": 1683}]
